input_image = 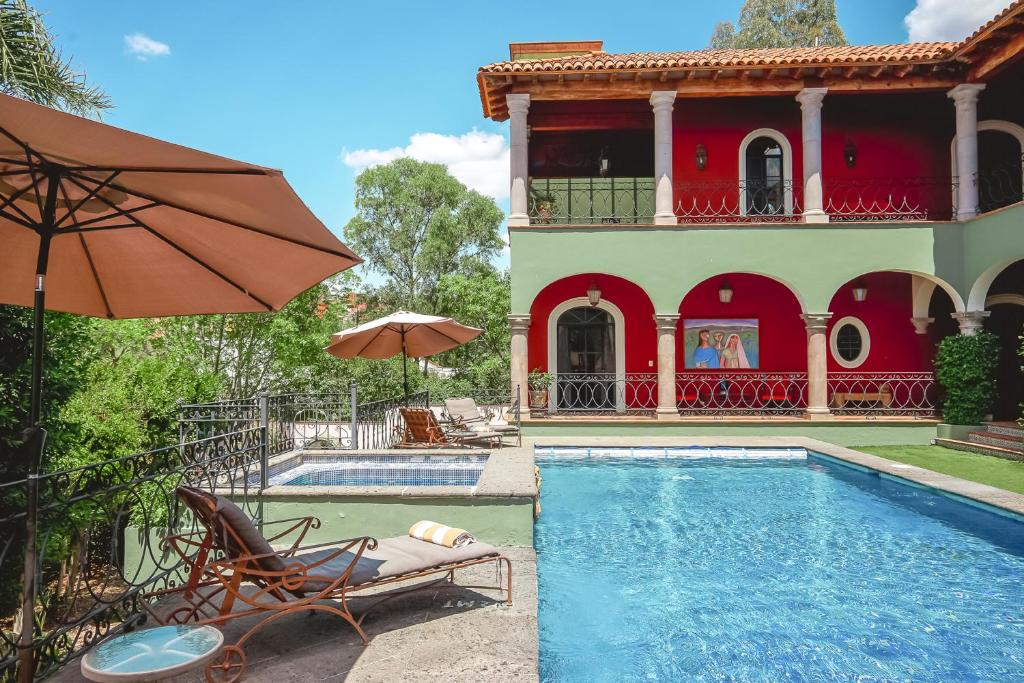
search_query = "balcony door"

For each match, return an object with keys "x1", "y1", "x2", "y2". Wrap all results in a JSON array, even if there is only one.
[
  {"x1": 745, "y1": 136, "x2": 785, "y2": 215},
  {"x1": 553, "y1": 304, "x2": 620, "y2": 411}
]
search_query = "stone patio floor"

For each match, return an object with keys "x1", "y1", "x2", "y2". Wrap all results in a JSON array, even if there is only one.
[{"x1": 53, "y1": 546, "x2": 537, "y2": 683}]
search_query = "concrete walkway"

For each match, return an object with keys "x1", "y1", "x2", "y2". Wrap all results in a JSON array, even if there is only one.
[{"x1": 53, "y1": 547, "x2": 537, "y2": 683}]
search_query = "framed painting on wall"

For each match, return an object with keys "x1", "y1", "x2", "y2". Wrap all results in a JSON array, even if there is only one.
[{"x1": 683, "y1": 319, "x2": 759, "y2": 369}]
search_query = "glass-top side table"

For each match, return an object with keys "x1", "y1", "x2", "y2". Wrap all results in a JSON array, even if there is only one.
[{"x1": 81, "y1": 624, "x2": 223, "y2": 682}]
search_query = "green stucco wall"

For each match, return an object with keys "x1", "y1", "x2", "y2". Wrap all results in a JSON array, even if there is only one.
[
  {"x1": 523, "y1": 422, "x2": 937, "y2": 446},
  {"x1": 510, "y1": 205, "x2": 1024, "y2": 314}
]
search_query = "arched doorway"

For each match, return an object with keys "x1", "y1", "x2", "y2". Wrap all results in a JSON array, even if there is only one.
[
  {"x1": 951, "y1": 120, "x2": 1024, "y2": 215},
  {"x1": 739, "y1": 129, "x2": 793, "y2": 217},
  {"x1": 985, "y1": 260, "x2": 1024, "y2": 421},
  {"x1": 555, "y1": 305, "x2": 618, "y2": 411}
]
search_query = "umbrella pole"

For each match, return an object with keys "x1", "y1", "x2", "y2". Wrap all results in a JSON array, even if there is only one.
[
  {"x1": 401, "y1": 330, "x2": 409, "y2": 398},
  {"x1": 17, "y1": 168, "x2": 60, "y2": 683}
]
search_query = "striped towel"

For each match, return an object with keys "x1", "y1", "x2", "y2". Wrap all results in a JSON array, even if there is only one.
[{"x1": 408, "y1": 520, "x2": 476, "y2": 548}]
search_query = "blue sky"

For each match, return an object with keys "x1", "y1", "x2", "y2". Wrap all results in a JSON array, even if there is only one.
[{"x1": 36, "y1": 0, "x2": 1008, "y2": 269}]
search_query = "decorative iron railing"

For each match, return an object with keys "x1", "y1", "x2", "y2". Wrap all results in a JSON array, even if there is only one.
[
  {"x1": 675, "y1": 372, "x2": 808, "y2": 416},
  {"x1": 675, "y1": 179, "x2": 801, "y2": 224},
  {"x1": 823, "y1": 177, "x2": 954, "y2": 221},
  {"x1": 827, "y1": 372, "x2": 937, "y2": 417},
  {"x1": 266, "y1": 392, "x2": 355, "y2": 454},
  {"x1": 528, "y1": 177, "x2": 656, "y2": 224},
  {"x1": 356, "y1": 390, "x2": 430, "y2": 449},
  {"x1": 977, "y1": 160, "x2": 1024, "y2": 215},
  {"x1": 0, "y1": 429, "x2": 263, "y2": 681},
  {"x1": 536, "y1": 373, "x2": 657, "y2": 415}
]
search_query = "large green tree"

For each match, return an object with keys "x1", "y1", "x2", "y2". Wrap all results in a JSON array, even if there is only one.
[
  {"x1": 709, "y1": 0, "x2": 847, "y2": 49},
  {"x1": 343, "y1": 158, "x2": 505, "y2": 314}
]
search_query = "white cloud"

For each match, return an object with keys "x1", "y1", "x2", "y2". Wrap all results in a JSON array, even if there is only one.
[
  {"x1": 342, "y1": 130, "x2": 510, "y2": 201},
  {"x1": 124, "y1": 33, "x2": 171, "y2": 60},
  {"x1": 905, "y1": 0, "x2": 1012, "y2": 42}
]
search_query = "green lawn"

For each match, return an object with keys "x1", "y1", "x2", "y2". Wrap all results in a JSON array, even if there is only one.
[{"x1": 857, "y1": 445, "x2": 1024, "y2": 495}]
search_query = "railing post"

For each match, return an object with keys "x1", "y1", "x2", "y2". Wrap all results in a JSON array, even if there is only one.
[
  {"x1": 258, "y1": 393, "x2": 269, "y2": 492},
  {"x1": 349, "y1": 382, "x2": 359, "y2": 450}
]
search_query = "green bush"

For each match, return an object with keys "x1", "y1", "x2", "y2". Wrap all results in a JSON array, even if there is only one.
[{"x1": 935, "y1": 331, "x2": 1000, "y2": 425}]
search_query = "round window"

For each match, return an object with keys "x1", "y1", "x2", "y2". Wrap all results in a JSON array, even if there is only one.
[{"x1": 829, "y1": 316, "x2": 870, "y2": 368}]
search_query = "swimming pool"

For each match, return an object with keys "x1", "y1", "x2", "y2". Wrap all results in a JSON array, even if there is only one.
[
  {"x1": 265, "y1": 454, "x2": 488, "y2": 487},
  {"x1": 535, "y1": 447, "x2": 1024, "y2": 681}
]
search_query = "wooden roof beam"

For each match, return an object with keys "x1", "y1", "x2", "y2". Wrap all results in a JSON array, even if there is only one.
[
  {"x1": 867, "y1": 64, "x2": 886, "y2": 78},
  {"x1": 969, "y1": 30, "x2": 1024, "y2": 79}
]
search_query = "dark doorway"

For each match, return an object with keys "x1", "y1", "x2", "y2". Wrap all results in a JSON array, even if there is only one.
[
  {"x1": 986, "y1": 260, "x2": 1024, "y2": 421},
  {"x1": 977, "y1": 129, "x2": 1023, "y2": 214},
  {"x1": 745, "y1": 136, "x2": 785, "y2": 216},
  {"x1": 556, "y1": 306, "x2": 617, "y2": 410}
]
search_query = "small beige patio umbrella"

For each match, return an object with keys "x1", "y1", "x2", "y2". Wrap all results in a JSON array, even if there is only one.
[{"x1": 325, "y1": 311, "x2": 482, "y2": 396}]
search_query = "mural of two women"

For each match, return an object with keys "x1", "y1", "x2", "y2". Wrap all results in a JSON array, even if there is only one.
[{"x1": 685, "y1": 319, "x2": 758, "y2": 369}]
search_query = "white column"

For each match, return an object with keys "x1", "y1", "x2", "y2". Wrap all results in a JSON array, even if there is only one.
[
  {"x1": 507, "y1": 94, "x2": 531, "y2": 226},
  {"x1": 650, "y1": 91, "x2": 677, "y2": 225},
  {"x1": 951, "y1": 310, "x2": 990, "y2": 336},
  {"x1": 509, "y1": 314, "x2": 531, "y2": 417},
  {"x1": 948, "y1": 84, "x2": 986, "y2": 221},
  {"x1": 910, "y1": 317, "x2": 934, "y2": 335},
  {"x1": 654, "y1": 314, "x2": 680, "y2": 420},
  {"x1": 801, "y1": 313, "x2": 833, "y2": 419},
  {"x1": 796, "y1": 87, "x2": 828, "y2": 223}
]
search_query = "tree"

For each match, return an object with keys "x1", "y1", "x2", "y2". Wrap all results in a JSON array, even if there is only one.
[
  {"x1": 0, "y1": 0, "x2": 109, "y2": 115},
  {"x1": 343, "y1": 158, "x2": 505, "y2": 314},
  {"x1": 708, "y1": 0, "x2": 847, "y2": 49}
]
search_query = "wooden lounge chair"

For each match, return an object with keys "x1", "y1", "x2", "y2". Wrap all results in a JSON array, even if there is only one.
[
  {"x1": 443, "y1": 397, "x2": 520, "y2": 443},
  {"x1": 398, "y1": 407, "x2": 451, "y2": 447},
  {"x1": 149, "y1": 486, "x2": 511, "y2": 682}
]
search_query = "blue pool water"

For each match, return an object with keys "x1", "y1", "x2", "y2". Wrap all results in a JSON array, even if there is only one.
[
  {"x1": 268, "y1": 454, "x2": 487, "y2": 487},
  {"x1": 535, "y1": 449, "x2": 1024, "y2": 681}
]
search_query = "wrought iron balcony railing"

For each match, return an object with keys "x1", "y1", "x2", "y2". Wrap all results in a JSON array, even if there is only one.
[
  {"x1": 675, "y1": 179, "x2": 802, "y2": 223},
  {"x1": 823, "y1": 177, "x2": 955, "y2": 222},
  {"x1": 977, "y1": 161, "x2": 1024, "y2": 214},
  {"x1": 675, "y1": 372, "x2": 809, "y2": 416},
  {"x1": 827, "y1": 372, "x2": 937, "y2": 417},
  {"x1": 528, "y1": 177, "x2": 656, "y2": 224},
  {"x1": 535, "y1": 373, "x2": 657, "y2": 414}
]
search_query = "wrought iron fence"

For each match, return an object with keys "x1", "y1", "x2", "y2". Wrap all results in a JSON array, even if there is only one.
[
  {"x1": 675, "y1": 179, "x2": 801, "y2": 223},
  {"x1": 977, "y1": 161, "x2": 1024, "y2": 214},
  {"x1": 528, "y1": 177, "x2": 656, "y2": 224},
  {"x1": 266, "y1": 392, "x2": 355, "y2": 454},
  {"x1": 533, "y1": 373, "x2": 657, "y2": 415},
  {"x1": 0, "y1": 429, "x2": 262, "y2": 681},
  {"x1": 356, "y1": 391, "x2": 430, "y2": 449},
  {"x1": 675, "y1": 372, "x2": 808, "y2": 416},
  {"x1": 827, "y1": 372, "x2": 937, "y2": 417},
  {"x1": 177, "y1": 398, "x2": 259, "y2": 443},
  {"x1": 823, "y1": 177, "x2": 954, "y2": 221}
]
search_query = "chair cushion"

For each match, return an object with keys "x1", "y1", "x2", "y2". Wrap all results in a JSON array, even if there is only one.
[
  {"x1": 294, "y1": 536, "x2": 498, "y2": 592},
  {"x1": 444, "y1": 398, "x2": 483, "y2": 425},
  {"x1": 209, "y1": 493, "x2": 286, "y2": 574}
]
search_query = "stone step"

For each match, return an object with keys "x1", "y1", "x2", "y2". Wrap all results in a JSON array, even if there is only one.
[
  {"x1": 984, "y1": 421, "x2": 1024, "y2": 438},
  {"x1": 968, "y1": 430, "x2": 1024, "y2": 450},
  {"x1": 935, "y1": 438, "x2": 1024, "y2": 462}
]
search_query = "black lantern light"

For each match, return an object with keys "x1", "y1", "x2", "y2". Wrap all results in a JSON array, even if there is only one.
[
  {"x1": 695, "y1": 143, "x2": 708, "y2": 171},
  {"x1": 718, "y1": 279, "x2": 734, "y2": 304},
  {"x1": 844, "y1": 140, "x2": 856, "y2": 168}
]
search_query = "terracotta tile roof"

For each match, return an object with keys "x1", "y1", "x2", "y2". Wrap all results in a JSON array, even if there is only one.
[
  {"x1": 958, "y1": 0, "x2": 1023, "y2": 51},
  {"x1": 479, "y1": 42, "x2": 957, "y2": 74}
]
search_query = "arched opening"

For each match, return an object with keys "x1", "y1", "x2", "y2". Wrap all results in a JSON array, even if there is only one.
[
  {"x1": 984, "y1": 260, "x2": 1024, "y2": 421},
  {"x1": 951, "y1": 120, "x2": 1024, "y2": 215},
  {"x1": 826, "y1": 272, "x2": 958, "y2": 416},
  {"x1": 528, "y1": 273, "x2": 656, "y2": 414},
  {"x1": 676, "y1": 273, "x2": 805, "y2": 414},
  {"x1": 739, "y1": 129, "x2": 794, "y2": 217}
]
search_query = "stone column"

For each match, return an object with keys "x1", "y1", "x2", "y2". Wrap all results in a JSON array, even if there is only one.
[
  {"x1": 796, "y1": 87, "x2": 828, "y2": 223},
  {"x1": 951, "y1": 310, "x2": 990, "y2": 336},
  {"x1": 654, "y1": 314, "x2": 680, "y2": 420},
  {"x1": 508, "y1": 314, "x2": 532, "y2": 417},
  {"x1": 801, "y1": 313, "x2": 833, "y2": 419},
  {"x1": 948, "y1": 84, "x2": 986, "y2": 221},
  {"x1": 650, "y1": 91, "x2": 677, "y2": 225},
  {"x1": 507, "y1": 94, "x2": 531, "y2": 226},
  {"x1": 910, "y1": 317, "x2": 934, "y2": 335}
]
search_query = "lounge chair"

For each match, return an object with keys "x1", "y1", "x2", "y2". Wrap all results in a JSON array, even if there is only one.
[
  {"x1": 398, "y1": 407, "x2": 451, "y2": 447},
  {"x1": 150, "y1": 486, "x2": 511, "y2": 682},
  {"x1": 442, "y1": 397, "x2": 521, "y2": 444}
]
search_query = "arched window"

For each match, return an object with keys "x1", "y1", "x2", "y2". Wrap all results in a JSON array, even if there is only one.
[
  {"x1": 739, "y1": 128, "x2": 794, "y2": 217},
  {"x1": 556, "y1": 307, "x2": 615, "y2": 374}
]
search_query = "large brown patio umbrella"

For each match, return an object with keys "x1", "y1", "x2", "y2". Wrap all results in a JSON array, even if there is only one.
[
  {"x1": 0, "y1": 93, "x2": 360, "y2": 675},
  {"x1": 325, "y1": 311, "x2": 482, "y2": 396}
]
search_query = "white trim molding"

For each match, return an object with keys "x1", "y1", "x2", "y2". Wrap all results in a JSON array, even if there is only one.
[
  {"x1": 547, "y1": 297, "x2": 626, "y2": 412},
  {"x1": 738, "y1": 128, "x2": 794, "y2": 217},
  {"x1": 987, "y1": 293, "x2": 1024, "y2": 307},
  {"x1": 829, "y1": 315, "x2": 870, "y2": 369}
]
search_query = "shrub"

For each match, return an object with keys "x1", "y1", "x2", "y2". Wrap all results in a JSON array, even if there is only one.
[{"x1": 934, "y1": 331, "x2": 1000, "y2": 425}]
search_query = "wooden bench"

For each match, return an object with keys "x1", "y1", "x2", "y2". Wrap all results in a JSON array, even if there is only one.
[{"x1": 832, "y1": 383, "x2": 893, "y2": 408}]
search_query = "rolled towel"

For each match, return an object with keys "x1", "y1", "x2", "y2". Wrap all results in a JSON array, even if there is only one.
[{"x1": 409, "y1": 520, "x2": 476, "y2": 548}]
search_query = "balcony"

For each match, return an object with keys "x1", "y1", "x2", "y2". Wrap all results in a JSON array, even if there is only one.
[{"x1": 528, "y1": 177, "x2": 655, "y2": 225}]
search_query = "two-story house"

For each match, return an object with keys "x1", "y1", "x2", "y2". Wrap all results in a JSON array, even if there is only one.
[{"x1": 476, "y1": 3, "x2": 1024, "y2": 435}]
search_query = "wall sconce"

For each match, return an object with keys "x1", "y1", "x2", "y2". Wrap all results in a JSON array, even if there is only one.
[
  {"x1": 587, "y1": 282, "x2": 602, "y2": 307},
  {"x1": 695, "y1": 144, "x2": 708, "y2": 171},
  {"x1": 598, "y1": 147, "x2": 611, "y2": 177},
  {"x1": 844, "y1": 140, "x2": 856, "y2": 168},
  {"x1": 718, "y1": 280, "x2": 734, "y2": 304},
  {"x1": 851, "y1": 279, "x2": 868, "y2": 302}
]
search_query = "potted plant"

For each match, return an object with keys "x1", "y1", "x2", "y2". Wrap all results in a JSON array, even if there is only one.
[{"x1": 528, "y1": 370, "x2": 554, "y2": 409}]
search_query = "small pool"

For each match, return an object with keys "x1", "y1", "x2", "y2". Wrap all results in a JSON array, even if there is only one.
[
  {"x1": 266, "y1": 454, "x2": 488, "y2": 487},
  {"x1": 536, "y1": 447, "x2": 1024, "y2": 681}
]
